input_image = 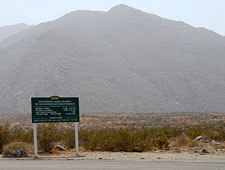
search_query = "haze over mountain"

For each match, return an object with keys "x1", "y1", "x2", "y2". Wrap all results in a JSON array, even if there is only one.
[
  {"x1": 0, "y1": 4, "x2": 225, "y2": 114},
  {"x1": 0, "y1": 23, "x2": 33, "y2": 42}
]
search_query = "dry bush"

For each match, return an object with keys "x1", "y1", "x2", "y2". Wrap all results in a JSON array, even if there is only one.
[
  {"x1": 37, "y1": 124, "x2": 62, "y2": 152},
  {"x1": 187, "y1": 140, "x2": 198, "y2": 147},
  {"x1": 0, "y1": 124, "x2": 10, "y2": 153},
  {"x1": 3, "y1": 142, "x2": 34, "y2": 158},
  {"x1": 80, "y1": 128, "x2": 168, "y2": 151},
  {"x1": 63, "y1": 129, "x2": 75, "y2": 149},
  {"x1": 175, "y1": 135, "x2": 189, "y2": 147},
  {"x1": 185, "y1": 124, "x2": 225, "y2": 141},
  {"x1": 210, "y1": 140, "x2": 225, "y2": 149},
  {"x1": 0, "y1": 123, "x2": 224, "y2": 153},
  {"x1": 175, "y1": 135, "x2": 199, "y2": 148},
  {"x1": 10, "y1": 127, "x2": 33, "y2": 144},
  {"x1": 152, "y1": 135, "x2": 169, "y2": 149}
]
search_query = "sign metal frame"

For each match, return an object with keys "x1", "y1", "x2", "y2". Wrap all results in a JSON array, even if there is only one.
[
  {"x1": 31, "y1": 96, "x2": 79, "y2": 123},
  {"x1": 31, "y1": 96, "x2": 80, "y2": 158}
]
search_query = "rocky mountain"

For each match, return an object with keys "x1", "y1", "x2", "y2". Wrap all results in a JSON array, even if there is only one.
[
  {"x1": 0, "y1": 5, "x2": 225, "y2": 114},
  {"x1": 0, "y1": 23, "x2": 33, "y2": 42}
]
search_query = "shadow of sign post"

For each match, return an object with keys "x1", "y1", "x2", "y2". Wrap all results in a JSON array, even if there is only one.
[{"x1": 31, "y1": 96, "x2": 80, "y2": 158}]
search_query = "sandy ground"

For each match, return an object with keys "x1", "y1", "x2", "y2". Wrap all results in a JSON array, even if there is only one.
[
  {"x1": 1, "y1": 152, "x2": 225, "y2": 170},
  {"x1": 0, "y1": 159, "x2": 225, "y2": 170},
  {"x1": 80, "y1": 151, "x2": 225, "y2": 161},
  {"x1": 2, "y1": 151, "x2": 224, "y2": 161}
]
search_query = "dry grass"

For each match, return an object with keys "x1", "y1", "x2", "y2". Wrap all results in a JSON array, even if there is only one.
[
  {"x1": 3, "y1": 142, "x2": 34, "y2": 158},
  {"x1": 174, "y1": 135, "x2": 198, "y2": 148}
]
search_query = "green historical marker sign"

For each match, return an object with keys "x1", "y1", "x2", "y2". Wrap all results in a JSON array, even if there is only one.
[{"x1": 31, "y1": 96, "x2": 79, "y2": 123}]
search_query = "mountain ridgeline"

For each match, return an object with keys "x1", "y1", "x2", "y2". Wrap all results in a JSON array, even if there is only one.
[
  {"x1": 0, "y1": 23, "x2": 33, "y2": 42},
  {"x1": 0, "y1": 5, "x2": 225, "y2": 114}
]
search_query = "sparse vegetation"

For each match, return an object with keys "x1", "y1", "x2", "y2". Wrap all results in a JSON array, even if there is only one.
[
  {"x1": 37, "y1": 124, "x2": 62, "y2": 152},
  {"x1": 0, "y1": 124, "x2": 10, "y2": 153},
  {"x1": 0, "y1": 123, "x2": 224, "y2": 154}
]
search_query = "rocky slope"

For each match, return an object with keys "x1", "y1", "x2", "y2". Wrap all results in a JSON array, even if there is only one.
[
  {"x1": 0, "y1": 5, "x2": 225, "y2": 114},
  {"x1": 0, "y1": 23, "x2": 33, "y2": 42}
]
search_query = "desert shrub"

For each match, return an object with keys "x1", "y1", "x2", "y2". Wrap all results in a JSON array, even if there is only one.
[
  {"x1": 0, "y1": 126, "x2": 3, "y2": 153},
  {"x1": 187, "y1": 140, "x2": 198, "y2": 147},
  {"x1": 63, "y1": 129, "x2": 75, "y2": 149},
  {"x1": 184, "y1": 126, "x2": 202, "y2": 139},
  {"x1": 157, "y1": 126, "x2": 182, "y2": 139},
  {"x1": 0, "y1": 126, "x2": 2, "y2": 153},
  {"x1": 2, "y1": 142, "x2": 34, "y2": 157},
  {"x1": 213, "y1": 125, "x2": 225, "y2": 141},
  {"x1": 152, "y1": 134, "x2": 169, "y2": 149},
  {"x1": 80, "y1": 128, "x2": 168, "y2": 151},
  {"x1": 0, "y1": 123, "x2": 224, "y2": 153},
  {"x1": 184, "y1": 124, "x2": 225, "y2": 141},
  {"x1": 175, "y1": 134, "x2": 189, "y2": 147},
  {"x1": 109, "y1": 128, "x2": 133, "y2": 151},
  {"x1": 0, "y1": 124, "x2": 10, "y2": 153},
  {"x1": 37, "y1": 124, "x2": 62, "y2": 152},
  {"x1": 10, "y1": 127, "x2": 33, "y2": 144},
  {"x1": 81, "y1": 128, "x2": 133, "y2": 151},
  {"x1": 131, "y1": 128, "x2": 154, "y2": 151}
]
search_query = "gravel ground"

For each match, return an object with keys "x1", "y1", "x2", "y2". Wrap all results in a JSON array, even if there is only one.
[{"x1": 0, "y1": 152, "x2": 225, "y2": 170}]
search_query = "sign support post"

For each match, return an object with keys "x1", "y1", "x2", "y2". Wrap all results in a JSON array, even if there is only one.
[
  {"x1": 75, "y1": 122, "x2": 79, "y2": 156},
  {"x1": 33, "y1": 123, "x2": 38, "y2": 158}
]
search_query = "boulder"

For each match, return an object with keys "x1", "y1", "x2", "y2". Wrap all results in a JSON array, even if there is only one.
[
  {"x1": 195, "y1": 136, "x2": 204, "y2": 141},
  {"x1": 205, "y1": 139, "x2": 211, "y2": 143},
  {"x1": 54, "y1": 145, "x2": 66, "y2": 151},
  {"x1": 202, "y1": 148, "x2": 210, "y2": 153},
  {"x1": 170, "y1": 137, "x2": 176, "y2": 142},
  {"x1": 15, "y1": 150, "x2": 22, "y2": 157},
  {"x1": 133, "y1": 147, "x2": 143, "y2": 152}
]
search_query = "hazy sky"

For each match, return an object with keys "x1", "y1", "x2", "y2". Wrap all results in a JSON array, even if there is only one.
[{"x1": 0, "y1": 0, "x2": 224, "y2": 35}]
